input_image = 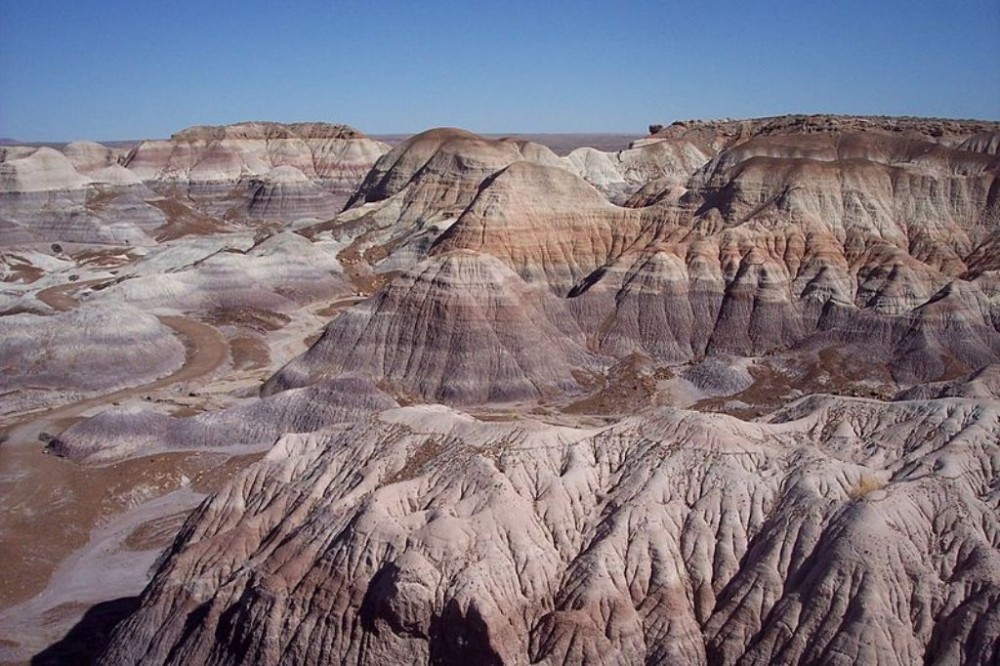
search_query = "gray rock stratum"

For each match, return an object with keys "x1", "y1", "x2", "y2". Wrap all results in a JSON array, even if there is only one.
[{"x1": 99, "y1": 399, "x2": 999, "y2": 664}]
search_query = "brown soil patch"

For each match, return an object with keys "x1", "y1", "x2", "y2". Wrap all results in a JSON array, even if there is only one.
[
  {"x1": 334, "y1": 225, "x2": 403, "y2": 295},
  {"x1": 364, "y1": 234, "x2": 406, "y2": 264},
  {"x1": 314, "y1": 296, "x2": 366, "y2": 318},
  {"x1": 303, "y1": 332, "x2": 323, "y2": 349},
  {"x1": 1, "y1": 256, "x2": 44, "y2": 284},
  {"x1": 203, "y1": 307, "x2": 290, "y2": 333},
  {"x1": 35, "y1": 279, "x2": 107, "y2": 312},
  {"x1": 387, "y1": 438, "x2": 443, "y2": 484},
  {"x1": 299, "y1": 208, "x2": 404, "y2": 295},
  {"x1": 230, "y1": 336, "x2": 270, "y2": 370},
  {"x1": 565, "y1": 355, "x2": 672, "y2": 415},
  {"x1": 693, "y1": 347, "x2": 896, "y2": 419},
  {"x1": 0, "y1": 450, "x2": 184, "y2": 607},
  {"x1": 71, "y1": 247, "x2": 136, "y2": 268},
  {"x1": 149, "y1": 197, "x2": 228, "y2": 241},
  {"x1": 298, "y1": 209, "x2": 369, "y2": 242},
  {"x1": 168, "y1": 405, "x2": 205, "y2": 418},
  {"x1": 352, "y1": 270, "x2": 399, "y2": 294},
  {"x1": 0, "y1": 447, "x2": 266, "y2": 611}
]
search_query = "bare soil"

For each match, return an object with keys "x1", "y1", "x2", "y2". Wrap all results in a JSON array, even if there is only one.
[{"x1": 0, "y1": 293, "x2": 229, "y2": 612}]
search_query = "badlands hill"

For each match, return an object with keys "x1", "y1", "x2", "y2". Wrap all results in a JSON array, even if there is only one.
[
  {"x1": 2, "y1": 115, "x2": 999, "y2": 665},
  {"x1": 264, "y1": 115, "x2": 1000, "y2": 406},
  {"x1": 99, "y1": 400, "x2": 1000, "y2": 665},
  {"x1": 0, "y1": 122, "x2": 389, "y2": 246}
]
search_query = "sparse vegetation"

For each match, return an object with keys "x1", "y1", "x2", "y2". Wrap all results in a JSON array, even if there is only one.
[{"x1": 848, "y1": 474, "x2": 886, "y2": 500}]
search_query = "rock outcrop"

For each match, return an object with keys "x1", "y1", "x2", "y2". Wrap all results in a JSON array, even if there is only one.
[
  {"x1": 0, "y1": 122, "x2": 389, "y2": 247},
  {"x1": 99, "y1": 399, "x2": 1000, "y2": 664},
  {"x1": 297, "y1": 128, "x2": 569, "y2": 281},
  {"x1": 264, "y1": 250, "x2": 601, "y2": 404},
  {"x1": 269, "y1": 118, "x2": 1000, "y2": 403},
  {"x1": 0, "y1": 145, "x2": 166, "y2": 245},
  {"x1": 125, "y1": 121, "x2": 390, "y2": 222}
]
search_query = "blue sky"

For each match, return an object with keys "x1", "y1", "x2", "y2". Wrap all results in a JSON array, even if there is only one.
[{"x1": 1, "y1": 0, "x2": 998, "y2": 140}]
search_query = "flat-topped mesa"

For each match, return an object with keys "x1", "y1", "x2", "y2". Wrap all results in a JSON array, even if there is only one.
[
  {"x1": 648, "y1": 114, "x2": 1000, "y2": 147},
  {"x1": 169, "y1": 121, "x2": 366, "y2": 142},
  {"x1": 123, "y1": 120, "x2": 390, "y2": 223},
  {"x1": 126, "y1": 121, "x2": 387, "y2": 183}
]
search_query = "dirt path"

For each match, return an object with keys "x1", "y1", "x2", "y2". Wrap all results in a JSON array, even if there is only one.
[
  {"x1": 34, "y1": 278, "x2": 107, "y2": 312},
  {"x1": 0, "y1": 280, "x2": 232, "y2": 657},
  {"x1": 3, "y1": 315, "x2": 228, "y2": 450}
]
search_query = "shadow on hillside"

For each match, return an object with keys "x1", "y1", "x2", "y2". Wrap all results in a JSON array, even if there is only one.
[{"x1": 31, "y1": 596, "x2": 139, "y2": 665}]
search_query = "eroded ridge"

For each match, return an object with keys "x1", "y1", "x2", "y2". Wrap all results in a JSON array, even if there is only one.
[{"x1": 101, "y1": 399, "x2": 999, "y2": 665}]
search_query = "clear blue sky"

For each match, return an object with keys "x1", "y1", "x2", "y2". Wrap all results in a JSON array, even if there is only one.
[{"x1": 1, "y1": 0, "x2": 998, "y2": 141}]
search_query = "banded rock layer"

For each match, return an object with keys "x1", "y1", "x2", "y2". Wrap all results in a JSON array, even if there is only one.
[
  {"x1": 126, "y1": 121, "x2": 390, "y2": 222},
  {"x1": 0, "y1": 122, "x2": 390, "y2": 246},
  {"x1": 264, "y1": 250, "x2": 599, "y2": 403},
  {"x1": 24, "y1": 116, "x2": 997, "y2": 666},
  {"x1": 276, "y1": 120, "x2": 1000, "y2": 404}
]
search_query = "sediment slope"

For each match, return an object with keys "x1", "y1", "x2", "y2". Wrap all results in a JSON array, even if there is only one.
[
  {"x1": 265, "y1": 250, "x2": 601, "y2": 403},
  {"x1": 99, "y1": 399, "x2": 1000, "y2": 664}
]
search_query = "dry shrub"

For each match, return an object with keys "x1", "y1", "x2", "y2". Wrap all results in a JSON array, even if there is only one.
[{"x1": 849, "y1": 474, "x2": 885, "y2": 500}]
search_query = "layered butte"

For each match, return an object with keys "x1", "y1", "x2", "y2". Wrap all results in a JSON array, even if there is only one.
[
  {"x1": 0, "y1": 122, "x2": 389, "y2": 246},
  {"x1": 126, "y1": 121, "x2": 390, "y2": 223}
]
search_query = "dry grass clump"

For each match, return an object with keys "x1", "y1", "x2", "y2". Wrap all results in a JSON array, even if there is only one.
[{"x1": 848, "y1": 474, "x2": 886, "y2": 500}]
